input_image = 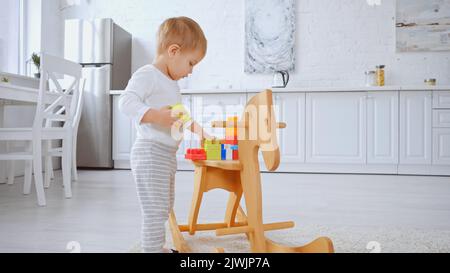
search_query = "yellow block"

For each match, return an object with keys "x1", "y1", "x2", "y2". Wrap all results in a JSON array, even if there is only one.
[{"x1": 171, "y1": 103, "x2": 192, "y2": 124}]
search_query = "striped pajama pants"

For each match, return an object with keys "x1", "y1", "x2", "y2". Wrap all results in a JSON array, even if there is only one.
[{"x1": 130, "y1": 139, "x2": 178, "y2": 253}]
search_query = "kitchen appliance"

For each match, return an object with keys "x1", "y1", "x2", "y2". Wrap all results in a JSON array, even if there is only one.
[
  {"x1": 64, "y1": 18, "x2": 131, "y2": 168},
  {"x1": 272, "y1": 71, "x2": 290, "y2": 88}
]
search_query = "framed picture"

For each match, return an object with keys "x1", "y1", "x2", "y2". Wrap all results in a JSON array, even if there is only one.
[
  {"x1": 245, "y1": 0, "x2": 296, "y2": 73},
  {"x1": 396, "y1": 0, "x2": 450, "y2": 52}
]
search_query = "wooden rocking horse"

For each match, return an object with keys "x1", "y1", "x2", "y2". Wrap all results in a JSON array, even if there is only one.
[{"x1": 169, "y1": 90, "x2": 334, "y2": 253}]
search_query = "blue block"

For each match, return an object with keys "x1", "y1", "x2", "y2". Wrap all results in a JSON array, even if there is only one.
[{"x1": 221, "y1": 149, "x2": 226, "y2": 161}]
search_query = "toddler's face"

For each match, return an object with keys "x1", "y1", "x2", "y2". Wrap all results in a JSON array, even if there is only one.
[{"x1": 168, "y1": 48, "x2": 204, "y2": 81}]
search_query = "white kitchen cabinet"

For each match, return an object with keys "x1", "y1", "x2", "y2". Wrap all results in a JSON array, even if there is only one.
[
  {"x1": 191, "y1": 93, "x2": 247, "y2": 140},
  {"x1": 399, "y1": 91, "x2": 432, "y2": 165},
  {"x1": 273, "y1": 93, "x2": 306, "y2": 164},
  {"x1": 113, "y1": 95, "x2": 192, "y2": 169},
  {"x1": 433, "y1": 110, "x2": 450, "y2": 128},
  {"x1": 367, "y1": 91, "x2": 399, "y2": 164},
  {"x1": 112, "y1": 95, "x2": 136, "y2": 165},
  {"x1": 433, "y1": 128, "x2": 450, "y2": 165},
  {"x1": 306, "y1": 92, "x2": 367, "y2": 164},
  {"x1": 110, "y1": 87, "x2": 450, "y2": 176},
  {"x1": 433, "y1": 91, "x2": 450, "y2": 109}
]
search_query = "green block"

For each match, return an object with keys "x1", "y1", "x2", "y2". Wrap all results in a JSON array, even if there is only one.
[{"x1": 206, "y1": 150, "x2": 221, "y2": 161}]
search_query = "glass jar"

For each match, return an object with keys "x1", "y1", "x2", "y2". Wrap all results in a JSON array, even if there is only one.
[
  {"x1": 424, "y1": 78, "x2": 436, "y2": 86},
  {"x1": 365, "y1": 71, "x2": 377, "y2": 87},
  {"x1": 375, "y1": 65, "x2": 385, "y2": 86}
]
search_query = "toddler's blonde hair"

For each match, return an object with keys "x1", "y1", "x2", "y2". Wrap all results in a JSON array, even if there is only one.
[{"x1": 157, "y1": 17, "x2": 207, "y2": 56}]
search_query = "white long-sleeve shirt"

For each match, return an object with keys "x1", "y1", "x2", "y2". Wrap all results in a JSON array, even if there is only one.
[{"x1": 118, "y1": 64, "x2": 182, "y2": 148}]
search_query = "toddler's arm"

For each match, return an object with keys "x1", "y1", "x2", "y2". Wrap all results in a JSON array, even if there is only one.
[
  {"x1": 119, "y1": 69, "x2": 178, "y2": 128},
  {"x1": 188, "y1": 121, "x2": 214, "y2": 141}
]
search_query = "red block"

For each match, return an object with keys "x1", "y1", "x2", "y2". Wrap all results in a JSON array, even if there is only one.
[
  {"x1": 232, "y1": 150, "x2": 239, "y2": 160},
  {"x1": 185, "y1": 149, "x2": 207, "y2": 161},
  {"x1": 222, "y1": 139, "x2": 238, "y2": 145}
]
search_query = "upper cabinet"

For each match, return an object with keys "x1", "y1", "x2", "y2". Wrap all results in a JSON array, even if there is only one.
[
  {"x1": 306, "y1": 92, "x2": 367, "y2": 164},
  {"x1": 399, "y1": 91, "x2": 432, "y2": 165}
]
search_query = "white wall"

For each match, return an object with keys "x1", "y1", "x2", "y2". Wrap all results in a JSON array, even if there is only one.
[
  {"x1": 23, "y1": 0, "x2": 42, "y2": 74},
  {"x1": 41, "y1": 0, "x2": 64, "y2": 58},
  {"x1": 58, "y1": 0, "x2": 450, "y2": 89},
  {"x1": 0, "y1": 0, "x2": 20, "y2": 73}
]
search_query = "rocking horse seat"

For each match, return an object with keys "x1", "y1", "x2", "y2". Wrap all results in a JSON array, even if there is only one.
[{"x1": 191, "y1": 160, "x2": 242, "y2": 171}]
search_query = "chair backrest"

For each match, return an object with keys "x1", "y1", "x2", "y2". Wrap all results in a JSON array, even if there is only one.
[
  {"x1": 239, "y1": 90, "x2": 280, "y2": 171},
  {"x1": 34, "y1": 53, "x2": 82, "y2": 133},
  {"x1": 73, "y1": 78, "x2": 85, "y2": 130}
]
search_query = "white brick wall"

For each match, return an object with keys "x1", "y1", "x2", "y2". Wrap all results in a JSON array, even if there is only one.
[{"x1": 59, "y1": 0, "x2": 450, "y2": 89}]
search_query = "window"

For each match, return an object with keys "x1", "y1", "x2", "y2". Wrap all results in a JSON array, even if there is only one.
[{"x1": 0, "y1": 0, "x2": 21, "y2": 74}]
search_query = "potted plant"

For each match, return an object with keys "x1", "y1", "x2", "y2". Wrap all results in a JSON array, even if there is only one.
[{"x1": 31, "y1": 52, "x2": 40, "y2": 78}]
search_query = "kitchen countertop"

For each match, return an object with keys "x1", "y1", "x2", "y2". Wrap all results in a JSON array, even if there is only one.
[{"x1": 110, "y1": 85, "x2": 450, "y2": 95}]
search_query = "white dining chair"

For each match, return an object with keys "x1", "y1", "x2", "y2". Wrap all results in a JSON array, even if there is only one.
[
  {"x1": 43, "y1": 78, "x2": 85, "y2": 188},
  {"x1": 0, "y1": 53, "x2": 82, "y2": 206},
  {"x1": 7, "y1": 79, "x2": 85, "y2": 189}
]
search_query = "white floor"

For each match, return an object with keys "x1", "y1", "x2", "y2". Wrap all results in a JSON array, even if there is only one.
[{"x1": 1, "y1": 170, "x2": 450, "y2": 253}]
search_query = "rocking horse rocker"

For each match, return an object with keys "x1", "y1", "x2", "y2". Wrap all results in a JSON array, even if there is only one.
[{"x1": 169, "y1": 90, "x2": 335, "y2": 253}]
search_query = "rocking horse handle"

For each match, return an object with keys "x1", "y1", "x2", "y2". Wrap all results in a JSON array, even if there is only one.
[
  {"x1": 265, "y1": 118, "x2": 287, "y2": 131},
  {"x1": 277, "y1": 122, "x2": 287, "y2": 129}
]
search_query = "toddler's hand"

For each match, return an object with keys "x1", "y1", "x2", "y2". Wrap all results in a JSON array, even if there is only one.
[
  {"x1": 154, "y1": 106, "x2": 179, "y2": 128},
  {"x1": 202, "y1": 131, "x2": 215, "y2": 141}
]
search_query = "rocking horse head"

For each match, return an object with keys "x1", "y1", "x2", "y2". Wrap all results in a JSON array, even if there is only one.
[{"x1": 239, "y1": 90, "x2": 283, "y2": 172}]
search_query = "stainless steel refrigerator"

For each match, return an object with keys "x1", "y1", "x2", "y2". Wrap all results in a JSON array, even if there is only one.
[{"x1": 64, "y1": 18, "x2": 132, "y2": 168}]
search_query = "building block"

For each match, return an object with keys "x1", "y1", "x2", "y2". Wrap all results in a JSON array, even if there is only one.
[
  {"x1": 171, "y1": 103, "x2": 192, "y2": 126},
  {"x1": 222, "y1": 139, "x2": 238, "y2": 145},
  {"x1": 224, "y1": 144, "x2": 233, "y2": 160},
  {"x1": 204, "y1": 140, "x2": 222, "y2": 161},
  {"x1": 221, "y1": 149, "x2": 226, "y2": 161},
  {"x1": 230, "y1": 145, "x2": 239, "y2": 160},
  {"x1": 206, "y1": 150, "x2": 221, "y2": 161},
  {"x1": 226, "y1": 116, "x2": 238, "y2": 141},
  {"x1": 185, "y1": 149, "x2": 207, "y2": 161}
]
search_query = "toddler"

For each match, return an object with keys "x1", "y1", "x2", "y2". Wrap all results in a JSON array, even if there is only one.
[{"x1": 119, "y1": 17, "x2": 211, "y2": 253}]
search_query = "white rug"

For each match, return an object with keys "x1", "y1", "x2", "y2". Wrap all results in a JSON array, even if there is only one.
[{"x1": 130, "y1": 223, "x2": 450, "y2": 253}]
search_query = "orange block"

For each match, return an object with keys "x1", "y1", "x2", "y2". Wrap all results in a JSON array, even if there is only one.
[{"x1": 226, "y1": 116, "x2": 238, "y2": 140}]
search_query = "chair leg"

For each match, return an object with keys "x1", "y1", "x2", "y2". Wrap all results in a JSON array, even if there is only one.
[
  {"x1": 23, "y1": 160, "x2": 33, "y2": 195},
  {"x1": 32, "y1": 139, "x2": 46, "y2": 207},
  {"x1": 23, "y1": 142, "x2": 33, "y2": 195},
  {"x1": 71, "y1": 140, "x2": 78, "y2": 181},
  {"x1": 49, "y1": 159, "x2": 54, "y2": 180},
  {"x1": 44, "y1": 141, "x2": 52, "y2": 189},
  {"x1": 6, "y1": 142, "x2": 15, "y2": 185},
  {"x1": 7, "y1": 161, "x2": 15, "y2": 185},
  {"x1": 0, "y1": 165, "x2": 5, "y2": 184},
  {"x1": 62, "y1": 136, "x2": 72, "y2": 198}
]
